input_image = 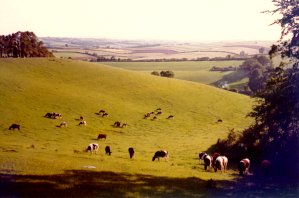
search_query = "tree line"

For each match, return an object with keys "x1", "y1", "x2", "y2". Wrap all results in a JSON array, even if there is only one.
[
  {"x1": 0, "y1": 31, "x2": 53, "y2": 58},
  {"x1": 211, "y1": 0, "x2": 299, "y2": 178}
]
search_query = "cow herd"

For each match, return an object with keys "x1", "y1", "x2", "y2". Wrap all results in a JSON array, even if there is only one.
[
  {"x1": 144, "y1": 108, "x2": 174, "y2": 121},
  {"x1": 7, "y1": 108, "x2": 270, "y2": 176}
]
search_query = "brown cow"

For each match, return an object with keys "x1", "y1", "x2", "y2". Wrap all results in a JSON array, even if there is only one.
[
  {"x1": 97, "y1": 134, "x2": 107, "y2": 140},
  {"x1": 9, "y1": 124, "x2": 20, "y2": 130}
]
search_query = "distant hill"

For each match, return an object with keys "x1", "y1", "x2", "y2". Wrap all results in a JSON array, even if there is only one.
[{"x1": 0, "y1": 58, "x2": 252, "y2": 178}]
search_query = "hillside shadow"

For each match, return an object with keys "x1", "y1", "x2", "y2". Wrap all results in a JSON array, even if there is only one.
[
  {"x1": 211, "y1": 70, "x2": 248, "y2": 87},
  {"x1": 1, "y1": 170, "x2": 298, "y2": 197}
]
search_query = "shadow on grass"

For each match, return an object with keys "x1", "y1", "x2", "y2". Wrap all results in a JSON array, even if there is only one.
[
  {"x1": 0, "y1": 170, "x2": 224, "y2": 197},
  {"x1": 211, "y1": 70, "x2": 248, "y2": 87},
  {"x1": 0, "y1": 170, "x2": 298, "y2": 197}
]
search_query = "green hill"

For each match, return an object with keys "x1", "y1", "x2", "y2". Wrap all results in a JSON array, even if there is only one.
[{"x1": 0, "y1": 58, "x2": 253, "y2": 194}]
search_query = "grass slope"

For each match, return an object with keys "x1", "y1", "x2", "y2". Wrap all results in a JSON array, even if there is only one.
[{"x1": 0, "y1": 58, "x2": 254, "y2": 195}]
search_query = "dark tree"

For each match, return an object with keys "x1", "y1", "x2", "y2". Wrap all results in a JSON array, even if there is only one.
[
  {"x1": 210, "y1": 0, "x2": 299, "y2": 177},
  {"x1": 0, "y1": 31, "x2": 53, "y2": 58},
  {"x1": 244, "y1": 0, "x2": 299, "y2": 176}
]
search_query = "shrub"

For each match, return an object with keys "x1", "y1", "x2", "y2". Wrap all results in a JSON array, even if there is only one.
[
  {"x1": 160, "y1": 70, "x2": 174, "y2": 78},
  {"x1": 151, "y1": 71, "x2": 160, "y2": 76}
]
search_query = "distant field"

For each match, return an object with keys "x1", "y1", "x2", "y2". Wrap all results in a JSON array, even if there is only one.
[
  {"x1": 101, "y1": 61, "x2": 246, "y2": 86},
  {"x1": 53, "y1": 51, "x2": 96, "y2": 60},
  {"x1": 43, "y1": 37, "x2": 273, "y2": 61}
]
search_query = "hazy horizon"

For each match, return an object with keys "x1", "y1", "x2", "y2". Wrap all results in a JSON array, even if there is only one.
[{"x1": 0, "y1": 0, "x2": 281, "y2": 42}]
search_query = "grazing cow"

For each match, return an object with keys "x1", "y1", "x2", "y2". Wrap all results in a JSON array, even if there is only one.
[
  {"x1": 121, "y1": 123, "x2": 127, "y2": 128},
  {"x1": 53, "y1": 113, "x2": 62, "y2": 119},
  {"x1": 105, "y1": 146, "x2": 112, "y2": 155},
  {"x1": 128, "y1": 147, "x2": 135, "y2": 159},
  {"x1": 167, "y1": 115, "x2": 174, "y2": 119},
  {"x1": 78, "y1": 120, "x2": 87, "y2": 126},
  {"x1": 239, "y1": 158, "x2": 250, "y2": 175},
  {"x1": 44, "y1": 112, "x2": 53, "y2": 118},
  {"x1": 152, "y1": 150, "x2": 168, "y2": 161},
  {"x1": 114, "y1": 121, "x2": 121, "y2": 127},
  {"x1": 80, "y1": 116, "x2": 84, "y2": 120},
  {"x1": 151, "y1": 116, "x2": 157, "y2": 121},
  {"x1": 97, "y1": 134, "x2": 107, "y2": 140},
  {"x1": 199, "y1": 152, "x2": 213, "y2": 171},
  {"x1": 214, "y1": 156, "x2": 228, "y2": 173},
  {"x1": 144, "y1": 113, "x2": 151, "y2": 119},
  {"x1": 217, "y1": 119, "x2": 222, "y2": 123},
  {"x1": 156, "y1": 108, "x2": 162, "y2": 111},
  {"x1": 261, "y1": 159, "x2": 272, "y2": 175},
  {"x1": 9, "y1": 124, "x2": 20, "y2": 130},
  {"x1": 44, "y1": 112, "x2": 62, "y2": 119},
  {"x1": 156, "y1": 111, "x2": 162, "y2": 115},
  {"x1": 86, "y1": 143, "x2": 99, "y2": 154},
  {"x1": 59, "y1": 121, "x2": 67, "y2": 127},
  {"x1": 99, "y1": 110, "x2": 105, "y2": 114},
  {"x1": 102, "y1": 113, "x2": 108, "y2": 117}
]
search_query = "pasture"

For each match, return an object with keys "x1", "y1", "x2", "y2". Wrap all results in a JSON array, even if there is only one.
[
  {"x1": 0, "y1": 58, "x2": 296, "y2": 197},
  {"x1": 101, "y1": 61, "x2": 247, "y2": 87},
  {"x1": 53, "y1": 51, "x2": 96, "y2": 61}
]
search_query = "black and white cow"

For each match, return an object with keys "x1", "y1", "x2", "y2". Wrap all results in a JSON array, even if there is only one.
[
  {"x1": 86, "y1": 143, "x2": 99, "y2": 154},
  {"x1": 59, "y1": 121, "x2": 67, "y2": 127},
  {"x1": 79, "y1": 120, "x2": 87, "y2": 126},
  {"x1": 238, "y1": 158, "x2": 250, "y2": 175},
  {"x1": 152, "y1": 150, "x2": 168, "y2": 161},
  {"x1": 199, "y1": 152, "x2": 213, "y2": 171}
]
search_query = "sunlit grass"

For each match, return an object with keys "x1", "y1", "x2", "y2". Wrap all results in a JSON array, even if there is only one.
[{"x1": 0, "y1": 58, "x2": 252, "y2": 182}]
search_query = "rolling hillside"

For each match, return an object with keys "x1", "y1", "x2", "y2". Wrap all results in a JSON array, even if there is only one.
[{"x1": 0, "y1": 58, "x2": 254, "y2": 196}]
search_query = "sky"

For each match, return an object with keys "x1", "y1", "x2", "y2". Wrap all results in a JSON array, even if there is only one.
[{"x1": 0, "y1": 0, "x2": 281, "y2": 41}]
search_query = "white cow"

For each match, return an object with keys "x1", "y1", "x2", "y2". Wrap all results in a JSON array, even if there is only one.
[{"x1": 214, "y1": 156, "x2": 228, "y2": 173}]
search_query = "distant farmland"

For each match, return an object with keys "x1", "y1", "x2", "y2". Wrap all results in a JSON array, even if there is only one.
[{"x1": 44, "y1": 37, "x2": 272, "y2": 61}]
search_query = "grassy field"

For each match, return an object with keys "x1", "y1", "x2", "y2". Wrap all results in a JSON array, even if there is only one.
[
  {"x1": 101, "y1": 61, "x2": 246, "y2": 86},
  {"x1": 53, "y1": 51, "x2": 96, "y2": 60},
  {"x1": 1, "y1": 58, "x2": 296, "y2": 197}
]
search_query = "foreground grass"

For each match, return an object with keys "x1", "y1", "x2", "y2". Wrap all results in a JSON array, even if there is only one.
[{"x1": 0, "y1": 58, "x2": 256, "y2": 196}]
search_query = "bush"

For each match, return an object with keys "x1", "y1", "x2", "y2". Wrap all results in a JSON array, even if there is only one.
[
  {"x1": 151, "y1": 71, "x2": 160, "y2": 76},
  {"x1": 160, "y1": 70, "x2": 174, "y2": 78}
]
